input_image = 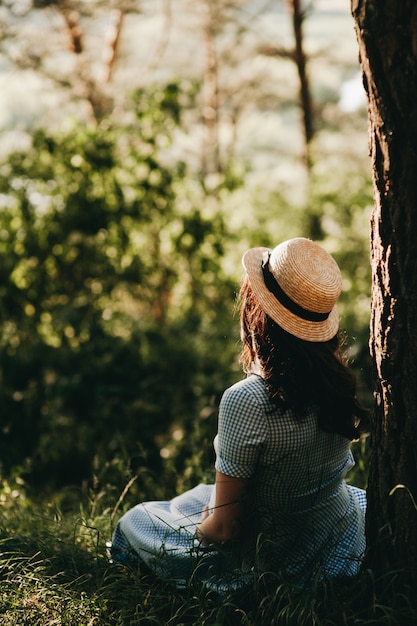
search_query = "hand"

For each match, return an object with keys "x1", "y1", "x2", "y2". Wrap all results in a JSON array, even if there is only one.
[
  {"x1": 195, "y1": 506, "x2": 210, "y2": 547},
  {"x1": 200, "y1": 504, "x2": 210, "y2": 522},
  {"x1": 194, "y1": 505, "x2": 210, "y2": 547}
]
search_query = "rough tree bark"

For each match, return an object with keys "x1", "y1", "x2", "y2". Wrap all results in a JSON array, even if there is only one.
[{"x1": 351, "y1": 0, "x2": 417, "y2": 591}]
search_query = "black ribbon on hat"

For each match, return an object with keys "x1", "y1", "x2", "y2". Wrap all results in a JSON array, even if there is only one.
[{"x1": 261, "y1": 254, "x2": 331, "y2": 323}]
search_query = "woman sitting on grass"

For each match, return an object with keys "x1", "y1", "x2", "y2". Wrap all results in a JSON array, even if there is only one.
[{"x1": 110, "y1": 237, "x2": 369, "y2": 593}]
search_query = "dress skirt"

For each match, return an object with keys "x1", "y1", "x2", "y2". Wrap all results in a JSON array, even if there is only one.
[{"x1": 110, "y1": 482, "x2": 366, "y2": 594}]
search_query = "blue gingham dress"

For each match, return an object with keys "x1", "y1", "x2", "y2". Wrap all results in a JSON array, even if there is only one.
[{"x1": 111, "y1": 375, "x2": 366, "y2": 592}]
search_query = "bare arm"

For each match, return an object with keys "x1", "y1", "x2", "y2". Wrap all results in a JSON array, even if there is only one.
[{"x1": 195, "y1": 470, "x2": 250, "y2": 546}]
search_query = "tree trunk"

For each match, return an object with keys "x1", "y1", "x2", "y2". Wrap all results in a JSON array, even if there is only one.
[
  {"x1": 202, "y1": 3, "x2": 221, "y2": 176},
  {"x1": 351, "y1": 0, "x2": 417, "y2": 592},
  {"x1": 286, "y1": 0, "x2": 314, "y2": 171}
]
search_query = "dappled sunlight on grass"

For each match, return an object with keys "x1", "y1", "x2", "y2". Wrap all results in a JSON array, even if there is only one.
[{"x1": 1, "y1": 457, "x2": 415, "y2": 626}]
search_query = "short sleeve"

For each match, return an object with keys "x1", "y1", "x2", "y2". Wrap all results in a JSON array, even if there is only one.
[{"x1": 215, "y1": 379, "x2": 268, "y2": 479}]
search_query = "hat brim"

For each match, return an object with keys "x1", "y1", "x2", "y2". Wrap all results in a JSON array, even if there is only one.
[{"x1": 242, "y1": 247, "x2": 340, "y2": 342}]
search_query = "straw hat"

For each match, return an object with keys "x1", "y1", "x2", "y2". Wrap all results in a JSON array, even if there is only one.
[{"x1": 242, "y1": 237, "x2": 342, "y2": 342}]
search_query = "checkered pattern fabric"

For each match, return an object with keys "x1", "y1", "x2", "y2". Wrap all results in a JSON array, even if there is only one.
[{"x1": 111, "y1": 374, "x2": 366, "y2": 592}]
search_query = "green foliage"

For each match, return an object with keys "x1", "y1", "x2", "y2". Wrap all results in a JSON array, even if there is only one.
[
  {"x1": 0, "y1": 82, "x2": 239, "y2": 489},
  {"x1": 0, "y1": 75, "x2": 374, "y2": 498}
]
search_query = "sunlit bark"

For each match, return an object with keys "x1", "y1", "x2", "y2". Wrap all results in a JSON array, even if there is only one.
[{"x1": 352, "y1": 0, "x2": 417, "y2": 591}]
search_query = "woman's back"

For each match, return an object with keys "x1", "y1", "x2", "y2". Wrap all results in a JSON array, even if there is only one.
[{"x1": 215, "y1": 374, "x2": 365, "y2": 580}]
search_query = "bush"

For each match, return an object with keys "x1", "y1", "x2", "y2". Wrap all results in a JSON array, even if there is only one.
[{"x1": 0, "y1": 83, "x2": 239, "y2": 490}]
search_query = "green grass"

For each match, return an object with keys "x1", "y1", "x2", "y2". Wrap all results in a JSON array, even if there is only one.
[{"x1": 1, "y1": 469, "x2": 416, "y2": 626}]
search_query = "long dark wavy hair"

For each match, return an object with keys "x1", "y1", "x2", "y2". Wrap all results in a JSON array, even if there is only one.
[{"x1": 239, "y1": 277, "x2": 369, "y2": 440}]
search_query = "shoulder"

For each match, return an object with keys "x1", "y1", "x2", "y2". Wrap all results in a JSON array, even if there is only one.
[
  {"x1": 216, "y1": 376, "x2": 271, "y2": 472},
  {"x1": 220, "y1": 375, "x2": 271, "y2": 412}
]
